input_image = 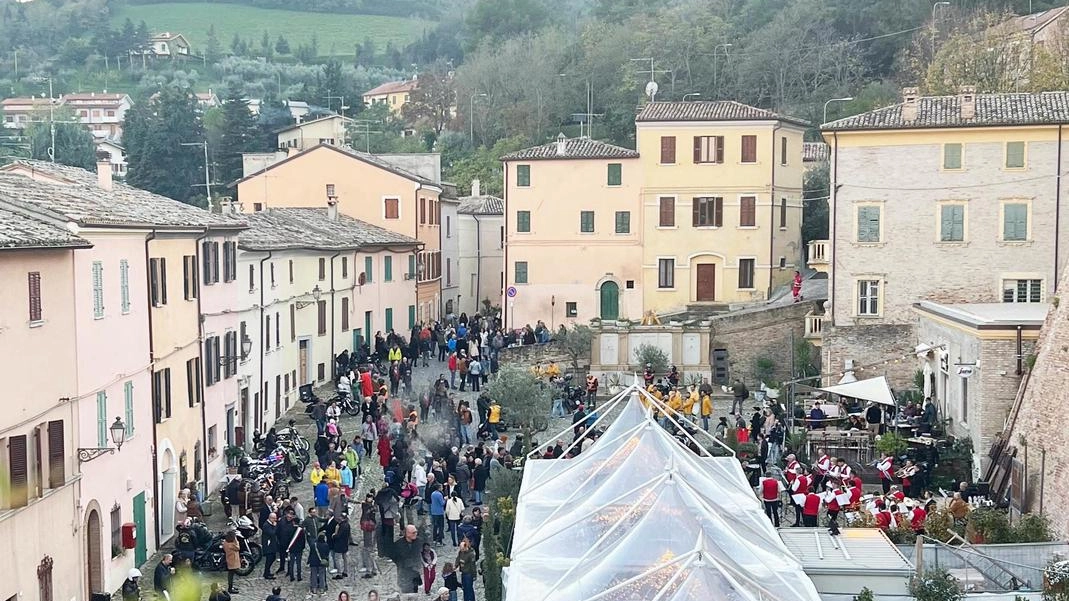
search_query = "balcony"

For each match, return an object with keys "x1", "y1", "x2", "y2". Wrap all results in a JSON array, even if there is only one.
[
  {"x1": 804, "y1": 311, "x2": 825, "y2": 346},
  {"x1": 807, "y1": 240, "x2": 829, "y2": 274}
]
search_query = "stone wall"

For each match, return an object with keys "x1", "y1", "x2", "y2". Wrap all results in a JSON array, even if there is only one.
[
  {"x1": 707, "y1": 299, "x2": 820, "y2": 386},
  {"x1": 1004, "y1": 269, "x2": 1069, "y2": 537},
  {"x1": 821, "y1": 323, "x2": 918, "y2": 388},
  {"x1": 499, "y1": 340, "x2": 584, "y2": 372}
]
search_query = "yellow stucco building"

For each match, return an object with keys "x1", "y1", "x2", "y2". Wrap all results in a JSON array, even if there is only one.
[
  {"x1": 362, "y1": 79, "x2": 420, "y2": 115},
  {"x1": 501, "y1": 135, "x2": 643, "y2": 329},
  {"x1": 635, "y1": 101, "x2": 808, "y2": 313}
]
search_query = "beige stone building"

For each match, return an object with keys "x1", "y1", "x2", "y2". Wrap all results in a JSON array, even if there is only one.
[{"x1": 276, "y1": 115, "x2": 352, "y2": 151}]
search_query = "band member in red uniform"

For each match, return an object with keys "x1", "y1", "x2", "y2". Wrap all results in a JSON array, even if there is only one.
[
  {"x1": 909, "y1": 501, "x2": 928, "y2": 535},
  {"x1": 877, "y1": 452, "x2": 895, "y2": 494},
  {"x1": 888, "y1": 485, "x2": 906, "y2": 504},
  {"x1": 874, "y1": 499, "x2": 893, "y2": 531},
  {"x1": 759, "y1": 471, "x2": 785, "y2": 527},
  {"x1": 812, "y1": 449, "x2": 831, "y2": 492},
  {"x1": 835, "y1": 458, "x2": 852, "y2": 486},
  {"x1": 785, "y1": 454, "x2": 800, "y2": 486},
  {"x1": 802, "y1": 490, "x2": 822, "y2": 527},
  {"x1": 790, "y1": 467, "x2": 809, "y2": 527}
]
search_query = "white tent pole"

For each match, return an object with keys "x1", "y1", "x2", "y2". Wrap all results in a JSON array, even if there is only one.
[
  {"x1": 649, "y1": 546, "x2": 699, "y2": 601},
  {"x1": 520, "y1": 418, "x2": 648, "y2": 493},
  {"x1": 633, "y1": 385, "x2": 736, "y2": 456},
  {"x1": 524, "y1": 382, "x2": 635, "y2": 460},
  {"x1": 580, "y1": 551, "x2": 704, "y2": 601}
]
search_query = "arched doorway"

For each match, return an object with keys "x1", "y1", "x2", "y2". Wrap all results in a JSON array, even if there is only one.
[
  {"x1": 86, "y1": 509, "x2": 103, "y2": 594},
  {"x1": 599, "y1": 281, "x2": 619, "y2": 320}
]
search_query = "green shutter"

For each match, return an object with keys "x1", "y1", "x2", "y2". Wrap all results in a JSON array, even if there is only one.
[
  {"x1": 97, "y1": 391, "x2": 107, "y2": 447},
  {"x1": 408, "y1": 305, "x2": 416, "y2": 329},
  {"x1": 940, "y1": 205, "x2": 964, "y2": 242},
  {"x1": 1006, "y1": 142, "x2": 1025, "y2": 169},
  {"x1": 1004, "y1": 204, "x2": 1028, "y2": 241},
  {"x1": 943, "y1": 144, "x2": 962, "y2": 170},
  {"x1": 517, "y1": 211, "x2": 531, "y2": 233},
  {"x1": 615, "y1": 211, "x2": 630, "y2": 234},
  {"x1": 607, "y1": 163, "x2": 622, "y2": 186},
  {"x1": 384, "y1": 256, "x2": 393, "y2": 282},
  {"x1": 857, "y1": 206, "x2": 881, "y2": 242},
  {"x1": 385, "y1": 308, "x2": 393, "y2": 331},
  {"x1": 580, "y1": 211, "x2": 594, "y2": 233},
  {"x1": 364, "y1": 256, "x2": 373, "y2": 282},
  {"x1": 124, "y1": 381, "x2": 134, "y2": 436},
  {"x1": 408, "y1": 255, "x2": 416, "y2": 279},
  {"x1": 517, "y1": 164, "x2": 530, "y2": 187},
  {"x1": 92, "y1": 261, "x2": 104, "y2": 318},
  {"x1": 515, "y1": 261, "x2": 528, "y2": 284},
  {"x1": 120, "y1": 259, "x2": 130, "y2": 314}
]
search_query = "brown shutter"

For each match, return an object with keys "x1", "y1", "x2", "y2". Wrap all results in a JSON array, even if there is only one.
[
  {"x1": 47, "y1": 421, "x2": 64, "y2": 488},
  {"x1": 659, "y1": 198, "x2": 674, "y2": 227},
  {"x1": 742, "y1": 135, "x2": 757, "y2": 162},
  {"x1": 9, "y1": 434, "x2": 28, "y2": 507},
  {"x1": 693, "y1": 136, "x2": 702, "y2": 163},
  {"x1": 715, "y1": 136, "x2": 725, "y2": 163},
  {"x1": 714, "y1": 197, "x2": 724, "y2": 227},
  {"x1": 290, "y1": 304, "x2": 296, "y2": 341},
  {"x1": 341, "y1": 297, "x2": 349, "y2": 331},
  {"x1": 28, "y1": 272, "x2": 42, "y2": 322},
  {"x1": 318, "y1": 301, "x2": 327, "y2": 335},
  {"x1": 160, "y1": 258, "x2": 167, "y2": 304},
  {"x1": 692, "y1": 198, "x2": 700, "y2": 227},
  {"x1": 149, "y1": 260, "x2": 159, "y2": 306},
  {"x1": 740, "y1": 196, "x2": 756, "y2": 227},
  {"x1": 661, "y1": 136, "x2": 676, "y2": 163}
]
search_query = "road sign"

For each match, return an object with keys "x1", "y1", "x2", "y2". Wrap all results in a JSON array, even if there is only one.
[{"x1": 506, "y1": 286, "x2": 518, "y2": 298}]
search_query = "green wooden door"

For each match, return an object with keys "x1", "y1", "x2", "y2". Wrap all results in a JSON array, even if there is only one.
[
  {"x1": 133, "y1": 491, "x2": 147, "y2": 565},
  {"x1": 352, "y1": 329, "x2": 363, "y2": 352},
  {"x1": 600, "y1": 281, "x2": 619, "y2": 320}
]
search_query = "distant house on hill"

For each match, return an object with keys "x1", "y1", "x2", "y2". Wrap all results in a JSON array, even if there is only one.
[
  {"x1": 362, "y1": 78, "x2": 420, "y2": 115},
  {"x1": 134, "y1": 32, "x2": 192, "y2": 59}
]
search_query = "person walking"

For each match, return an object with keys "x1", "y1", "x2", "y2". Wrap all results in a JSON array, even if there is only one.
[
  {"x1": 359, "y1": 494, "x2": 379, "y2": 578},
  {"x1": 758, "y1": 471, "x2": 784, "y2": 528},
  {"x1": 261, "y1": 512, "x2": 279, "y2": 580},
  {"x1": 382, "y1": 525, "x2": 426, "y2": 594},
  {"x1": 444, "y1": 492, "x2": 465, "y2": 546},
  {"x1": 330, "y1": 513, "x2": 351, "y2": 579},
  {"x1": 153, "y1": 554, "x2": 173, "y2": 600},
  {"x1": 307, "y1": 532, "x2": 330, "y2": 595},
  {"x1": 447, "y1": 352, "x2": 458, "y2": 390},
  {"x1": 455, "y1": 540, "x2": 477, "y2": 601},
  {"x1": 421, "y1": 543, "x2": 438, "y2": 594},
  {"x1": 487, "y1": 400, "x2": 501, "y2": 441},
  {"x1": 792, "y1": 270, "x2": 804, "y2": 302},
  {"x1": 222, "y1": 533, "x2": 242, "y2": 593},
  {"x1": 120, "y1": 568, "x2": 142, "y2": 601},
  {"x1": 429, "y1": 484, "x2": 446, "y2": 545},
  {"x1": 468, "y1": 358, "x2": 482, "y2": 392},
  {"x1": 286, "y1": 517, "x2": 306, "y2": 582}
]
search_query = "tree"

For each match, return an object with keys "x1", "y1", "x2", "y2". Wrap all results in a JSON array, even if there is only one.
[
  {"x1": 260, "y1": 31, "x2": 274, "y2": 60},
  {"x1": 25, "y1": 114, "x2": 95, "y2": 170},
  {"x1": 558, "y1": 324, "x2": 594, "y2": 374},
  {"x1": 484, "y1": 363, "x2": 551, "y2": 458},
  {"x1": 204, "y1": 25, "x2": 222, "y2": 63},
  {"x1": 402, "y1": 59, "x2": 456, "y2": 134},
  {"x1": 275, "y1": 34, "x2": 290, "y2": 55},
  {"x1": 634, "y1": 343, "x2": 668, "y2": 374},
  {"x1": 215, "y1": 94, "x2": 261, "y2": 188},
  {"x1": 802, "y1": 163, "x2": 829, "y2": 246},
  {"x1": 124, "y1": 87, "x2": 206, "y2": 205}
]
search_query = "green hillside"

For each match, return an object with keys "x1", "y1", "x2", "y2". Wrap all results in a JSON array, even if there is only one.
[{"x1": 111, "y1": 3, "x2": 432, "y2": 56}]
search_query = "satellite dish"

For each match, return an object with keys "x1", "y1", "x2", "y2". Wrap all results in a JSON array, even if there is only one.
[
  {"x1": 358, "y1": 272, "x2": 366, "y2": 286},
  {"x1": 645, "y1": 81, "x2": 659, "y2": 100}
]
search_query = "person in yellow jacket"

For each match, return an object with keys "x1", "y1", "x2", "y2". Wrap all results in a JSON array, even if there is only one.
[
  {"x1": 309, "y1": 461, "x2": 325, "y2": 486},
  {"x1": 324, "y1": 461, "x2": 341, "y2": 486},
  {"x1": 488, "y1": 400, "x2": 502, "y2": 439},
  {"x1": 667, "y1": 389, "x2": 683, "y2": 415},
  {"x1": 388, "y1": 343, "x2": 402, "y2": 362},
  {"x1": 681, "y1": 387, "x2": 697, "y2": 418},
  {"x1": 544, "y1": 362, "x2": 561, "y2": 379},
  {"x1": 700, "y1": 393, "x2": 713, "y2": 432}
]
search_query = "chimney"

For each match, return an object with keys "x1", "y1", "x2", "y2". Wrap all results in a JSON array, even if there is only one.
[
  {"x1": 471, "y1": 178, "x2": 481, "y2": 197},
  {"x1": 327, "y1": 199, "x2": 338, "y2": 221},
  {"x1": 555, "y1": 132, "x2": 567, "y2": 156},
  {"x1": 959, "y1": 85, "x2": 976, "y2": 120},
  {"x1": 901, "y1": 87, "x2": 919, "y2": 123},
  {"x1": 95, "y1": 151, "x2": 112, "y2": 191}
]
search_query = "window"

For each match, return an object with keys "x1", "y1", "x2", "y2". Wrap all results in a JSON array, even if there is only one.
[
  {"x1": 739, "y1": 196, "x2": 756, "y2": 227},
  {"x1": 779, "y1": 257, "x2": 787, "y2": 268},
  {"x1": 365, "y1": 256, "x2": 374, "y2": 283},
  {"x1": 780, "y1": 136, "x2": 788, "y2": 165},
  {"x1": 660, "y1": 136, "x2": 676, "y2": 164},
  {"x1": 201, "y1": 240, "x2": 218, "y2": 285},
  {"x1": 318, "y1": 258, "x2": 326, "y2": 281},
  {"x1": 658, "y1": 259, "x2": 675, "y2": 288},
  {"x1": 566, "y1": 302, "x2": 578, "y2": 317},
  {"x1": 657, "y1": 197, "x2": 676, "y2": 227},
  {"x1": 408, "y1": 255, "x2": 416, "y2": 280},
  {"x1": 615, "y1": 211, "x2": 630, "y2": 234},
  {"x1": 341, "y1": 297, "x2": 349, "y2": 331},
  {"x1": 269, "y1": 262, "x2": 276, "y2": 287},
  {"x1": 384, "y1": 197, "x2": 400, "y2": 219},
  {"x1": 223, "y1": 241, "x2": 236, "y2": 282},
  {"x1": 207, "y1": 426, "x2": 217, "y2": 458},
  {"x1": 1006, "y1": 141, "x2": 1025, "y2": 169},
  {"x1": 96, "y1": 391, "x2": 108, "y2": 447},
  {"x1": 693, "y1": 136, "x2": 724, "y2": 164},
  {"x1": 152, "y1": 368, "x2": 171, "y2": 423},
  {"x1": 857, "y1": 280, "x2": 880, "y2": 316},
  {"x1": 384, "y1": 256, "x2": 393, "y2": 281},
  {"x1": 420, "y1": 197, "x2": 426, "y2": 224},
  {"x1": 693, "y1": 197, "x2": 723, "y2": 227},
  {"x1": 124, "y1": 381, "x2": 134, "y2": 437},
  {"x1": 780, "y1": 198, "x2": 787, "y2": 228},
  {"x1": 186, "y1": 357, "x2": 201, "y2": 405},
  {"x1": 119, "y1": 260, "x2": 130, "y2": 314},
  {"x1": 940, "y1": 204, "x2": 965, "y2": 242},
  {"x1": 961, "y1": 377, "x2": 968, "y2": 422},
  {"x1": 516, "y1": 211, "x2": 531, "y2": 233},
  {"x1": 607, "y1": 163, "x2": 622, "y2": 186},
  {"x1": 317, "y1": 301, "x2": 327, "y2": 335},
  {"x1": 46, "y1": 421, "x2": 63, "y2": 489},
  {"x1": 289, "y1": 306, "x2": 295, "y2": 342},
  {"x1": 943, "y1": 143, "x2": 962, "y2": 170},
  {"x1": 37, "y1": 555, "x2": 53, "y2": 601},
  {"x1": 108, "y1": 505, "x2": 122, "y2": 558},
  {"x1": 857, "y1": 206, "x2": 881, "y2": 243},
  {"x1": 248, "y1": 264, "x2": 255, "y2": 291},
  {"x1": 8, "y1": 434, "x2": 28, "y2": 507},
  {"x1": 385, "y1": 307, "x2": 394, "y2": 331},
  {"x1": 265, "y1": 315, "x2": 271, "y2": 349},
  {"x1": 288, "y1": 260, "x2": 294, "y2": 283},
  {"x1": 446, "y1": 215, "x2": 452, "y2": 238},
  {"x1": 1003, "y1": 279, "x2": 1042, "y2": 303},
  {"x1": 515, "y1": 261, "x2": 529, "y2": 284},
  {"x1": 1003, "y1": 203, "x2": 1028, "y2": 241},
  {"x1": 446, "y1": 258, "x2": 452, "y2": 285},
  {"x1": 341, "y1": 257, "x2": 348, "y2": 279},
  {"x1": 408, "y1": 305, "x2": 416, "y2": 329},
  {"x1": 28, "y1": 271, "x2": 42, "y2": 323},
  {"x1": 182, "y1": 255, "x2": 197, "y2": 301},
  {"x1": 92, "y1": 261, "x2": 104, "y2": 318},
  {"x1": 738, "y1": 258, "x2": 755, "y2": 289},
  {"x1": 580, "y1": 211, "x2": 595, "y2": 233},
  {"x1": 149, "y1": 258, "x2": 167, "y2": 306},
  {"x1": 741, "y1": 135, "x2": 758, "y2": 163},
  {"x1": 516, "y1": 164, "x2": 531, "y2": 187}
]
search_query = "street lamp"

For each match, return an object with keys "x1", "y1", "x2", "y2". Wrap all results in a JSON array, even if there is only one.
[
  {"x1": 713, "y1": 43, "x2": 732, "y2": 99},
  {"x1": 469, "y1": 92, "x2": 487, "y2": 142},
  {"x1": 823, "y1": 97, "x2": 854, "y2": 125},
  {"x1": 932, "y1": 1, "x2": 951, "y2": 54},
  {"x1": 296, "y1": 285, "x2": 323, "y2": 310},
  {"x1": 683, "y1": 93, "x2": 702, "y2": 102},
  {"x1": 78, "y1": 417, "x2": 127, "y2": 462}
]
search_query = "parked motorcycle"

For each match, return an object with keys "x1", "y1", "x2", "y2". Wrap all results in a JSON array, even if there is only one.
[
  {"x1": 173, "y1": 520, "x2": 256, "y2": 576},
  {"x1": 329, "y1": 390, "x2": 361, "y2": 417}
]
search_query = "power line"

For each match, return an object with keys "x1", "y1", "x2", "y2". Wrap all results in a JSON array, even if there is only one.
[{"x1": 696, "y1": 25, "x2": 927, "y2": 60}]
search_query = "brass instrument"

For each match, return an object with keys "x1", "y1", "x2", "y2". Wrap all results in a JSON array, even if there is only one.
[{"x1": 895, "y1": 465, "x2": 919, "y2": 478}]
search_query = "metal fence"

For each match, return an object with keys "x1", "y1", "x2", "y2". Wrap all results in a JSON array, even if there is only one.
[{"x1": 897, "y1": 541, "x2": 1069, "y2": 591}]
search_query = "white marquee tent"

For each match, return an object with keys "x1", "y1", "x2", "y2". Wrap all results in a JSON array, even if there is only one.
[{"x1": 503, "y1": 385, "x2": 823, "y2": 601}]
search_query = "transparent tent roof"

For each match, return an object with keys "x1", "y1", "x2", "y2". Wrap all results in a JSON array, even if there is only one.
[{"x1": 504, "y1": 385, "x2": 823, "y2": 601}]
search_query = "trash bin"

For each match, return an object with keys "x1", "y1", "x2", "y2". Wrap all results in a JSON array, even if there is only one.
[{"x1": 91, "y1": 593, "x2": 112, "y2": 601}]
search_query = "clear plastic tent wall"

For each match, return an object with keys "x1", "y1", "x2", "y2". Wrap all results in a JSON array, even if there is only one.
[{"x1": 504, "y1": 385, "x2": 823, "y2": 601}]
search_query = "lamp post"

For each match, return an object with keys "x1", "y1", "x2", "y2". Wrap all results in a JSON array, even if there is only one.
[
  {"x1": 295, "y1": 285, "x2": 323, "y2": 310},
  {"x1": 78, "y1": 417, "x2": 127, "y2": 462},
  {"x1": 683, "y1": 93, "x2": 701, "y2": 102},
  {"x1": 469, "y1": 92, "x2": 487, "y2": 142},
  {"x1": 932, "y1": 1, "x2": 951, "y2": 55},
  {"x1": 823, "y1": 97, "x2": 854, "y2": 125}
]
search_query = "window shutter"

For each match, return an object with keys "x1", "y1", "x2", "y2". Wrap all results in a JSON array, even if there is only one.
[
  {"x1": 1006, "y1": 142, "x2": 1025, "y2": 168},
  {"x1": 858, "y1": 207, "x2": 880, "y2": 242},
  {"x1": 741, "y1": 135, "x2": 757, "y2": 163},
  {"x1": 119, "y1": 260, "x2": 130, "y2": 313},
  {"x1": 692, "y1": 198, "x2": 700, "y2": 227},
  {"x1": 92, "y1": 261, "x2": 104, "y2": 318},
  {"x1": 715, "y1": 136, "x2": 725, "y2": 163},
  {"x1": 693, "y1": 137, "x2": 702, "y2": 163},
  {"x1": 290, "y1": 304, "x2": 296, "y2": 341},
  {"x1": 28, "y1": 271, "x2": 42, "y2": 322},
  {"x1": 385, "y1": 256, "x2": 393, "y2": 281},
  {"x1": 740, "y1": 197, "x2": 756, "y2": 227},
  {"x1": 366, "y1": 256, "x2": 374, "y2": 282},
  {"x1": 318, "y1": 301, "x2": 327, "y2": 335},
  {"x1": 342, "y1": 297, "x2": 350, "y2": 331},
  {"x1": 47, "y1": 420, "x2": 64, "y2": 488},
  {"x1": 183, "y1": 257, "x2": 191, "y2": 301},
  {"x1": 160, "y1": 258, "x2": 167, "y2": 305},
  {"x1": 202, "y1": 241, "x2": 211, "y2": 286},
  {"x1": 1005, "y1": 204, "x2": 1027, "y2": 240},
  {"x1": 661, "y1": 136, "x2": 676, "y2": 163},
  {"x1": 164, "y1": 368, "x2": 171, "y2": 417},
  {"x1": 944, "y1": 144, "x2": 962, "y2": 169},
  {"x1": 714, "y1": 197, "x2": 723, "y2": 227},
  {"x1": 96, "y1": 392, "x2": 107, "y2": 447},
  {"x1": 9, "y1": 434, "x2": 28, "y2": 507},
  {"x1": 659, "y1": 198, "x2": 674, "y2": 227},
  {"x1": 124, "y1": 381, "x2": 134, "y2": 436}
]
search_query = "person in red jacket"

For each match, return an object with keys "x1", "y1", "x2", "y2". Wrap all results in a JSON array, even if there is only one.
[
  {"x1": 784, "y1": 454, "x2": 799, "y2": 486},
  {"x1": 876, "y1": 452, "x2": 895, "y2": 494},
  {"x1": 802, "y1": 491, "x2": 822, "y2": 527},
  {"x1": 909, "y1": 502, "x2": 927, "y2": 534},
  {"x1": 758, "y1": 472, "x2": 785, "y2": 527},
  {"x1": 789, "y1": 467, "x2": 809, "y2": 527},
  {"x1": 874, "y1": 500, "x2": 893, "y2": 531},
  {"x1": 360, "y1": 369, "x2": 374, "y2": 399}
]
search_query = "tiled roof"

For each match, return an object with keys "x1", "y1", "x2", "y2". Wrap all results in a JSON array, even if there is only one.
[
  {"x1": 0, "y1": 206, "x2": 91, "y2": 250},
  {"x1": 274, "y1": 114, "x2": 352, "y2": 134},
  {"x1": 803, "y1": 142, "x2": 829, "y2": 162},
  {"x1": 499, "y1": 136, "x2": 639, "y2": 161},
  {"x1": 0, "y1": 161, "x2": 247, "y2": 230},
  {"x1": 458, "y1": 195, "x2": 504, "y2": 215},
  {"x1": 822, "y1": 91, "x2": 1069, "y2": 131},
  {"x1": 239, "y1": 208, "x2": 419, "y2": 252},
  {"x1": 62, "y1": 93, "x2": 128, "y2": 103},
  {"x1": 636, "y1": 101, "x2": 811, "y2": 127},
  {"x1": 2, "y1": 97, "x2": 60, "y2": 107},
  {"x1": 233, "y1": 144, "x2": 437, "y2": 187},
  {"x1": 363, "y1": 79, "x2": 419, "y2": 97}
]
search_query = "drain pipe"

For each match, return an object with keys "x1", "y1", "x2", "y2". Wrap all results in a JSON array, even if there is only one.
[
  {"x1": 193, "y1": 230, "x2": 210, "y2": 498},
  {"x1": 1056, "y1": 124, "x2": 1063, "y2": 290},
  {"x1": 768, "y1": 123, "x2": 782, "y2": 297},
  {"x1": 144, "y1": 229, "x2": 160, "y2": 550},
  {"x1": 258, "y1": 251, "x2": 272, "y2": 434},
  {"x1": 473, "y1": 213, "x2": 483, "y2": 313},
  {"x1": 329, "y1": 251, "x2": 341, "y2": 369}
]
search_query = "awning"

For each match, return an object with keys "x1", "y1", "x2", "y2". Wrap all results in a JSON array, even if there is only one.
[{"x1": 818, "y1": 376, "x2": 896, "y2": 406}]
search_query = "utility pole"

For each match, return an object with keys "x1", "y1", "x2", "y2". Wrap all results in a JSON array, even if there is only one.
[
  {"x1": 350, "y1": 120, "x2": 381, "y2": 153},
  {"x1": 180, "y1": 141, "x2": 215, "y2": 210},
  {"x1": 630, "y1": 57, "x2": 670, "y2": 101},
  {"x1": 324, "y1": 94, "x2": 345, "y2": 116},
  {"x1": 713, "y1": 44, "x2": 732, "y2": 99},
  {"x1": 46, "y1": 78, "x2": 55, "y2": 163}
]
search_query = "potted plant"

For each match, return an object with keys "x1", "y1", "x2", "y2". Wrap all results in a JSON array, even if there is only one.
[
  {"x1": 224, "y1": 445, "x2": 246, "y2": 470},
  {"x1": 607, "y1": 373, "x2": 623, "y2": 394}
]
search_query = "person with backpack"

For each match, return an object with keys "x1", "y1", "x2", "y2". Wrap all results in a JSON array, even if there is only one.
[{"x1": 307, "y1": 532, "x2": 330, "y2": 594}]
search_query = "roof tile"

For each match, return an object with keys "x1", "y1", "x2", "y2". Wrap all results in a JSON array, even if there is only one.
[
  {"x1": 239, "y1": 208, "x2": 419, "y2": 252},
  {"x1": 363, "y1": 79, "x2": 419, "y2": 97},
  {"x1": 0, "y1": 206, "x2": 91, "y2": 250},
  {"x1": 636, "y1": 100, "x2": 811, "y2": 127},
  {"x1": 458, "y1": 196, "x2": 503, "y2": 215},
  {"x1": 822, "y1": 91, "x2": 1069, "y2": 131},
  {"x1": 500, "y1": 136, "x2": 638, "y2": 161}
]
